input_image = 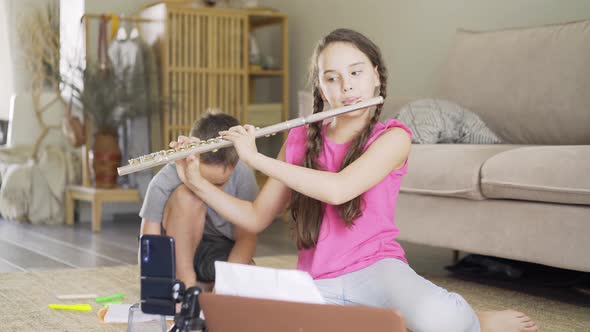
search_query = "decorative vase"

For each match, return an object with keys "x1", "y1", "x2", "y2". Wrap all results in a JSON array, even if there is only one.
[{"x1": 89, "y1": 132, "x2": 121, "y2": 189}]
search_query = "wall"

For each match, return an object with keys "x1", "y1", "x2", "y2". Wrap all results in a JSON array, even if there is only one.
[{"x1": 259, "y1": 0, "x2": 590, "y2": 117}]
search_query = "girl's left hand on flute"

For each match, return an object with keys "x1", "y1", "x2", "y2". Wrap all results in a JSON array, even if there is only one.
[
  {"x1": 170, "y1": 135, "x2": 204, "y2": 188},
  {"x1": 219, "y1": 124, "x2": 259, "y2": 167}
]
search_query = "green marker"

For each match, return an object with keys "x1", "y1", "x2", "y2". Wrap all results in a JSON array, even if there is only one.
[
  {"x1": 102, "y1": 301, "x2": 122, "y2": 307},
  {"x1": 96, "y1": 293, "x2": 125, "y2": 303}
]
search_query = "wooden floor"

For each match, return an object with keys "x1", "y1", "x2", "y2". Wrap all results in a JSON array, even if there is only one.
[{"x1": 0, "y1": 215, "x2": 450, "y2": 276}]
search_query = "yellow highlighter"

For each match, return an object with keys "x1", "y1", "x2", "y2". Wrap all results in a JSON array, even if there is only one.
[{"x1": 48, "y1": 304, "x2": 92, "y2": 311}]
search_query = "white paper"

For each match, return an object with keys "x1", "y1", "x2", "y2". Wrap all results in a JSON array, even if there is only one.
[
  {"x1": 214, "y1": 261, "x2": 325, "y2": 304},
  {"x1": 55, "y1": 293, "x2": 98, "y2": 300}
]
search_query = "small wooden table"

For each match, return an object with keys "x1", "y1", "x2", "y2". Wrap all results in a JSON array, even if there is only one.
[{"x1": 65, "y1": 185, "x2": 140, "y2": 233}]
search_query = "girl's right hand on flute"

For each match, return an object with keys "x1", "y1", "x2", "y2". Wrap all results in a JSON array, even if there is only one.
[
  {"x1": 219, "y1": 124, "x2": 258, "y2": 168},
  {"x1": 171, "y1": 136, "x2": 204, "y2": 188}
]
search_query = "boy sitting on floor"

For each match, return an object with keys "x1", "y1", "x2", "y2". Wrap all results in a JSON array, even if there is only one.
[{"x1": 139, "y1": 110, "x2": 259, "y2": 290}]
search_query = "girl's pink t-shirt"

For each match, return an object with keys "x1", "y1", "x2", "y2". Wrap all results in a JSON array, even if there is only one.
[{"x1": 285, "y1": 119, "x2": 412, "y2": 280}]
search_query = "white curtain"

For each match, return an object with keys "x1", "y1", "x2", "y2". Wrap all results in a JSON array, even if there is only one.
[{"x1": 0, "y1": 0, "x2": 14, "y2": 121}]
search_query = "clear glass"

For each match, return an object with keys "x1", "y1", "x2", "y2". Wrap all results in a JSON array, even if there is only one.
[{"x1": 127, "y1": 303, "x2": 167, "y2": 332}]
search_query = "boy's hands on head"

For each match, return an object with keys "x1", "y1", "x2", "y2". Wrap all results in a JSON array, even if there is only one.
[
  {"x1": 219, "y1": 124, "x2": 258, "y2": 167},
  {"x1": 171, "y1": 135, "x2": 204, "y2": 188}
]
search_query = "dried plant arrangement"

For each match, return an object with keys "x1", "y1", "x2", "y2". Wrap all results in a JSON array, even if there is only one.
[{"x1": 17, "y1": 0, "x2": 63, "y2": 159}]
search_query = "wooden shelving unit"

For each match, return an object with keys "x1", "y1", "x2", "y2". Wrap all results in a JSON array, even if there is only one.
[{"x1": 138, "y1": 4, "x2": 289, "y2": 149}]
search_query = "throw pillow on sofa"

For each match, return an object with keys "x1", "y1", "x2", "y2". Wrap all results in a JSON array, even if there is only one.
[{"x1": 396, "y1": 99, "x2": 502, "y2": 144}]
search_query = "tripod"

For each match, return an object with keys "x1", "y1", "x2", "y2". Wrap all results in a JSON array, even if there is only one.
[{"x1": 168, "y1": 283, "x2": 207, "y2": 332}]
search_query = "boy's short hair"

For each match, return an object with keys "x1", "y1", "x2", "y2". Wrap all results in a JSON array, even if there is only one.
[{"x1": 190, "y1": 109, "x2": 239, "y2": 168}]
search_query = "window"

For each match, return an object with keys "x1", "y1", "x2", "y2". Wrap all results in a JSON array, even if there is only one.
[{"x1": 0, "y1": 0, "x2": 14, "y2": 121}]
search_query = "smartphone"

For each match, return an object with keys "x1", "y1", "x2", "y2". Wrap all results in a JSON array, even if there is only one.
[{"x1": 140, "y1": 235, "x2": 176, "y2": 315}]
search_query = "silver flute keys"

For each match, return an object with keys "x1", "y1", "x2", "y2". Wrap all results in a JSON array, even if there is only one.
[
  {"x1": 117, "y1": 96, "x2": 384, "y2": 176},
  {"x1": 126, "y1": 136, "x2": 224, "y2": 166}
]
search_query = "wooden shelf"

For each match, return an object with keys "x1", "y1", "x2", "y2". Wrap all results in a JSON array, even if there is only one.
[
  {"x1": 248, "y1": 11, "x2": 286, "y2": 29},
  {"x1": 247, "y1": 103, "x2": 282, "y2": 127},
  {"x1": 249, "y1": 69, "x2": 284, "y2": 76}
]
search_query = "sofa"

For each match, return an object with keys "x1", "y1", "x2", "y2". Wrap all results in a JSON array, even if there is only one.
[{"x1": 378, "y1": 19, "x2": 590, "y2": 273}]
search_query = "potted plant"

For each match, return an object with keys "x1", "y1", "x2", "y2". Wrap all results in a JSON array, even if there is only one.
[{"x1": 68, "y1": 62, "x2": 157, "y2": 189}]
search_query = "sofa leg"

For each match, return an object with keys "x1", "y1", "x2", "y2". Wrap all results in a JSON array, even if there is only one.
[{"x1": 452, "y1": 250, "x2": 460, "y2": 263}]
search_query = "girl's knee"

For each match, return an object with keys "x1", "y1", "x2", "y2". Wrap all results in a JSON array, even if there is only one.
[{"x1": 409, "y1": 293, "x2": 478, "y2": 332}]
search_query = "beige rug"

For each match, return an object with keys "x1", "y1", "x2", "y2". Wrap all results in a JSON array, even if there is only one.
[{"x1": 1, "y1": 255, "x2": 588, "y2": 332}]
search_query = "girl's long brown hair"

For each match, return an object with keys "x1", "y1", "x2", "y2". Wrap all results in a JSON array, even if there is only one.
[{"x1": 290, "y1": 29, "x2": 388, "y2": 249}]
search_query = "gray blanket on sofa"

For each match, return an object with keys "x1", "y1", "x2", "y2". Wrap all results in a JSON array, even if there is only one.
[{"x1": 396, "y1": 99, "x2": 502, "y2": 144}]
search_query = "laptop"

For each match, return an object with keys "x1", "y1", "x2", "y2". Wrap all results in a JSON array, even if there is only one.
[{"x1": 199, "y1": 293, "x2": 406, "y2": 332}]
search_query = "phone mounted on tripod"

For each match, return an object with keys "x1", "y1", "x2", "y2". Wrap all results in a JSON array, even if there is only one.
[{"x1": 140, "y1": 235, "x2": 207, "y2": 332}]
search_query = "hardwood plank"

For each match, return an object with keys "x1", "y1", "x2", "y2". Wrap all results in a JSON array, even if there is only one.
[
  {"x1": 0, "y1": 223, "x2": 122, "y2": 268},
  {"x1": 95, "y1": 220, "x2": 142, "y2": 251},
  {"x1": 0, "y1": 239, "x2": 71, "y2": 270},
  {"x1": 8, "y1": 222, "x2": 139, "y2": 265},
  {"x1": 0, "y1": 257, "x2": 26, "y2": 272}
]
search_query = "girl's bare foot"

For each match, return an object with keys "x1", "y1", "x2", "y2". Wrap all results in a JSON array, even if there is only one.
[{"x1": 478, "y1": 310, "x2": 539, "y2": 332}]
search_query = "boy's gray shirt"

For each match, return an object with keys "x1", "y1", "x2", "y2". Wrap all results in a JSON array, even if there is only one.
[{"x1": 139, "y1": 161, "x2": 259, "y2": 240}]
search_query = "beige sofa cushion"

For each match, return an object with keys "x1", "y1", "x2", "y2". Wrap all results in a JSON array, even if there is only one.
[
  {"x1": 401, "y1": 144, "x2": 519, "y2": 200},
  {"x1": 481, "y1": 146, "x2": 590, "y2": 205},
  {"x1": 438, "y1": 20, "x2": 590, "y2": 145}
]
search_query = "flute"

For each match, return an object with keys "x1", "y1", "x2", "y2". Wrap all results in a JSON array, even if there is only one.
[{"x1": 117, "y1": 96, "x2": 384, "y2": 176}]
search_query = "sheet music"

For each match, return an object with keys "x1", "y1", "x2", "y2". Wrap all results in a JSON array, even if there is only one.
[{"x1": 214, "y1": 261, "x2": 326, "y2": 304}]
